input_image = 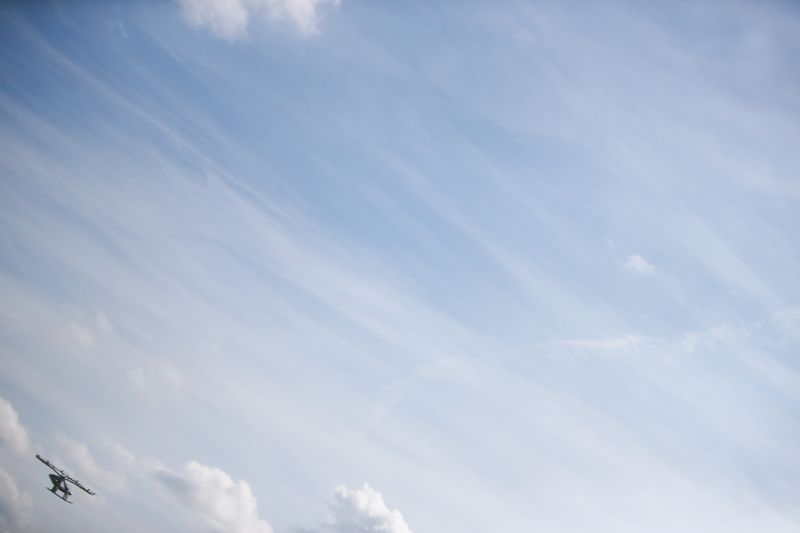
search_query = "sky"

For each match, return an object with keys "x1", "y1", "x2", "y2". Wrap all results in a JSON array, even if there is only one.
[{"x1": 0, "y1": 0, "x2": 799, "y2": 532}]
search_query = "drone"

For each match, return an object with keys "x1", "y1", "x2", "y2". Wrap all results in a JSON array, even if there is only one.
[{"x1": 36, "y1": 454, "x2": 96, "y2": 503}]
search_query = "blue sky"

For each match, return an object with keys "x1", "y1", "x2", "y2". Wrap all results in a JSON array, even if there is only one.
[{"x1": 0, "y1": 1, "x2": 799, "y2": 532}]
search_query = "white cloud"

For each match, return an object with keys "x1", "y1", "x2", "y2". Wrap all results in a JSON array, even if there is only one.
[
  {"x1": 0, "y1": 398, "x2": 31, "y2": 456},
  {"x1": 177, "y1": 0, "x2": 338, "y2": 40},
  {"x1": 0, "y1": 467, "x2": 33, "y2": 533},
  {"x1": 156, "y1": 461, "x2": 273, "y2": 533},
  {"x1": 624, "y1": 254, "x2": 656, "y2": 275},
  {"x1": 323, "y1": 484, "x2": 412, "y2": 533}
]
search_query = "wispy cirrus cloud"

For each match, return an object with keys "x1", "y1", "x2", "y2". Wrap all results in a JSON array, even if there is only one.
[
  {"x1": 0, "y1": 1, "x2": 799, "y2": 532},
  {"x1": 369, "y1": 313, "x2": 800, "y2": 532}
]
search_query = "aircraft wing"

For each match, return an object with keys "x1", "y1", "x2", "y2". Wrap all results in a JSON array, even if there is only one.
[
  {"x1": 65, "y1": 475, "x2": 96, "y2": 496},
  {"x1": 36, "y1": 454, "x2": 66, "y2": 476}
]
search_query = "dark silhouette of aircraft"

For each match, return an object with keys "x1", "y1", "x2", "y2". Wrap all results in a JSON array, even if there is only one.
[{"x1": 36, "y1": 454, "x2": 96, "y2": 503}]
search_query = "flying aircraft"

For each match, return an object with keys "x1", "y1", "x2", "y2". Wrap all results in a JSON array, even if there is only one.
[{"x1": 36, "y1": 454, "x2": 96, "y2": 503}]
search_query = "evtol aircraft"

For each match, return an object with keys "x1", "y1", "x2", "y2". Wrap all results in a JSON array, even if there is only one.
[{"x1": 36, "y1": 454, "x2": 96, "y2": 503}]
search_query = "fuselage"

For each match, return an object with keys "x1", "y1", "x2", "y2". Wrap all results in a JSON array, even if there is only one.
[{"x1": 49, "y1": 474, "x2": 71, "y2": 497}]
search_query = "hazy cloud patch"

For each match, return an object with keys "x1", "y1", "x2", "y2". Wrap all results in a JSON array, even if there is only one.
[
  {"x1": 56, "y1": 435, "x2": 128, "y2": 495},
  {"x1": 0, "y1": 467, "x2": 33, "y2": 533},
  {"x1": 130, "y1": 360, "x2": 185, "y2": 395},
  {"x1": 0, "y1": 398, "x2": 31, "y2": 456}
]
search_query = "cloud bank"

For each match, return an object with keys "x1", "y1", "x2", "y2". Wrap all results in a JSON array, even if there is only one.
[
  {"x1": 156, "y1": 461, "x2": 274, "y2": 533},
  {"x1": 177, "y1": 0, "x2": 338, "y2": 40},
  {"x1": 0, "y1": 398, "x2": 30, "y2": 456}
]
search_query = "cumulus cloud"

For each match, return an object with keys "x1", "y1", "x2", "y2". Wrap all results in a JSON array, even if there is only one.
[
  {"x1": 322, "y1": 484, "x2": 412, "y2": 533},
  {"x1": 156, "y1": 461, "x2": 273, "y2": 533},
  {"x1": 624, "y1": 254, "x2": 655, "y2": 275},
  {"x1": 152, "y1": 459, "x2": 410, "y2": 533},
  {"x1": 0, "y1": 467, "x2": 33, "y2": 533},
  {"x1": 0, "y1": 398, "x2": 31, "y2": 456},
  {"x1": 177, "y1": 0, "x2": 339, "y2": 40}
]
